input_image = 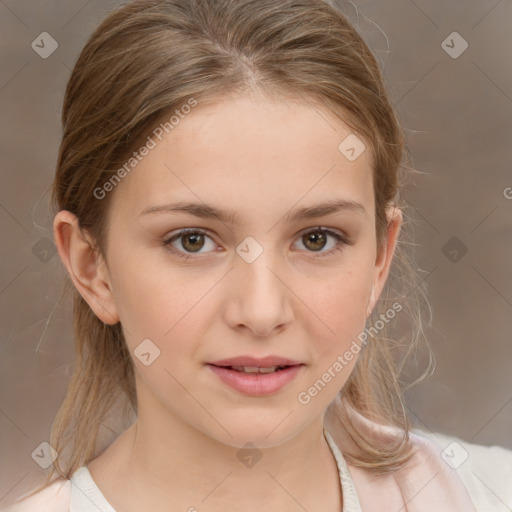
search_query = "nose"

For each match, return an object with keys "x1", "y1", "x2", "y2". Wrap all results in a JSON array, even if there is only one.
[{"x1": 223, "y1": 248, "x2": 294, "y2": 338}]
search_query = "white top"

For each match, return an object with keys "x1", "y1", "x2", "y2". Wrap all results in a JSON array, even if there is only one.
[{"x1": 2, "y1": 429, "x2": 512, "y2": 511}]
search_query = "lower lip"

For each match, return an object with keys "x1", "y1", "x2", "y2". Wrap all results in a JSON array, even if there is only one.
[{"x1": 206, "y1": 364, "x2": 303, "y2": 396}]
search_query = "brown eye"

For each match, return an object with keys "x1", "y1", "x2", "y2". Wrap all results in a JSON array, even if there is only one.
[
  {"x1": 293, "y1": 228, "x2": 348, "y2": 257},
  {"x1": 163, "y1": 229, "x2": 216, "y2": 258},
  {"x1": 302, "y1": 231, "x2": 328, "y2": 251},
  {"x1": 162, "y1": 226, "x2": 349, "y2": 261},
  {"x1": 180, "y1": 232, "x2": 205, "y2": 252}
]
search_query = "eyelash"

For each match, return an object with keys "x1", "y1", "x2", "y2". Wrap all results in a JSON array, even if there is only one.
[{"x1": 161, "y1": 227, "x2": 350, "y2": 261}]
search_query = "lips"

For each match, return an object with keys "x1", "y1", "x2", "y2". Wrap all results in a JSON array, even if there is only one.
[
  {"x1": 206, "y1": 355, "x2": 305, "y2": 395},
  {"x1": 207, "y1": 363, "x2": 303, "y2": 395}
]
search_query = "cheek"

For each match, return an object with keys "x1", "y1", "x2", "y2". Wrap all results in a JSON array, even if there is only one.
[
  {"x1": 296, "y1": 266, "x2": 371, "y2": 358},
  {"x1": 292, "y1": 278, "x2": 369, "y2": 411},
  {"x1": 110, "y1": 256, "x2": 218, "y2": 365},
  {"x1": 108, "y1": 253, "x2": 181, "y2": 338}
]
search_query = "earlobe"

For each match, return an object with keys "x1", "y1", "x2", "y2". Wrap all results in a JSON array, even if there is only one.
[
  {"x1": 366, "y1": 287, "x2": 376, "y2": 318},
  {"x1": 53, "y1": 210, "x2": 120, "y2": 325}
]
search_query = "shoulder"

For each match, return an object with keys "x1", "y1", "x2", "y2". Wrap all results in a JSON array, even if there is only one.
[
  {"x1": 0, "y1": 479, "x2": 71, "y2": 512},
  {"x1": 411, "y1": 428, "x2": 512, "y2": 511}
]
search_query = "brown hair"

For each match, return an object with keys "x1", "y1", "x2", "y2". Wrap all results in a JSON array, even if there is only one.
[{"x1": 26, "y1": 0, "x2": 434, "y2": 499}]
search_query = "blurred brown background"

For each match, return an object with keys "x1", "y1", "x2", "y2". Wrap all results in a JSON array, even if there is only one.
[{"x1": 1, "y1": 0, "x2": 511, "y2": 505}]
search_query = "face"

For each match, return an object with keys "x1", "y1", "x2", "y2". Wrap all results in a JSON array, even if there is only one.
[{"x1": 56, "y1": 93, "x2": 401, "y2": 449}]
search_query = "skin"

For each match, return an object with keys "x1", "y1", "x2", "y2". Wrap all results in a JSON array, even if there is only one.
[{"x1": 54, "y1": 91, "x2": 402, "y2": 512}]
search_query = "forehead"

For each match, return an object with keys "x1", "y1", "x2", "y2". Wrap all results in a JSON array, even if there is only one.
[{"x1": 108, "y1": 93, "x2": 374, "y2": 223}]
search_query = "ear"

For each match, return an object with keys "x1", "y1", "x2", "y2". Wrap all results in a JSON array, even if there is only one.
[
  {"x1": 53, "y1": 210, "x2": 120, "y2": 325},
  {"x1": 366, "y1": 206, "x2": 402, "y2": 318}
]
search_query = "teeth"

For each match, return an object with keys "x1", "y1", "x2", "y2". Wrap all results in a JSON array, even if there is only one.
[
  {"x1": 258, "y1": 366, "x2": 280, "y2": 374},
  {"x1": 230, "y1": 365, "x2": 284, "y2": 373}
]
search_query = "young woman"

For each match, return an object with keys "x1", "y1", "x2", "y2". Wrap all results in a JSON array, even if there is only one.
[{"x1": 3, "y1": 0, "x2": 511, "y2": 510}]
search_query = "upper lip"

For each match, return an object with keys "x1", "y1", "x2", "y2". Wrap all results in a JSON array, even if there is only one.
[{"x1": 208, "y1": 356, "x2": 303, "y2": 368}]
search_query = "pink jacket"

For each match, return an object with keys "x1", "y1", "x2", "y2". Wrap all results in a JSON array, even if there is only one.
[{"x1": 325, "y1": 403, "x2": 512, "y2": 511}]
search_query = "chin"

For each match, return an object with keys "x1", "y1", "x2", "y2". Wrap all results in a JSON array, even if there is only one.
[{"x1": 200, "y1": 415, "x2": 308, "y2": 450}]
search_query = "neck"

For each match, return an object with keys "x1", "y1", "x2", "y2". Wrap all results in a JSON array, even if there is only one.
[{"x1": 88, "y1": 404, "x2": 343, "y2": 511}]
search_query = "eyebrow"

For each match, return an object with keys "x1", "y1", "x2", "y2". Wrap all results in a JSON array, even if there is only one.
[{"x1": 139, "y1": 198, "x2": 367, "y2": 224}]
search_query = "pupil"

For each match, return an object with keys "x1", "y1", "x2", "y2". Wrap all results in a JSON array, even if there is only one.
[
  {"x1": 183, "y1": 233, "x2": 204, "y2": 252},
  {"x1": 304, "y1": 231, "x2": 326, "y2": 251}
]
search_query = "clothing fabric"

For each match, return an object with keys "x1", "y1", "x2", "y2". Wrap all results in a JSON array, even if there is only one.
[{"x1": 2, "y1": 425, "x2": 511, "y2": 511}]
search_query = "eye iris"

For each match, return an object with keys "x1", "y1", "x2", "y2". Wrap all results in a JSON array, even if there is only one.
[
  {"x1": 182, "y1": 233, "x2": 204, "y2": 252},
  {"x1": 303, "y1": 231, "x2": 326, "y2": 251}
]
